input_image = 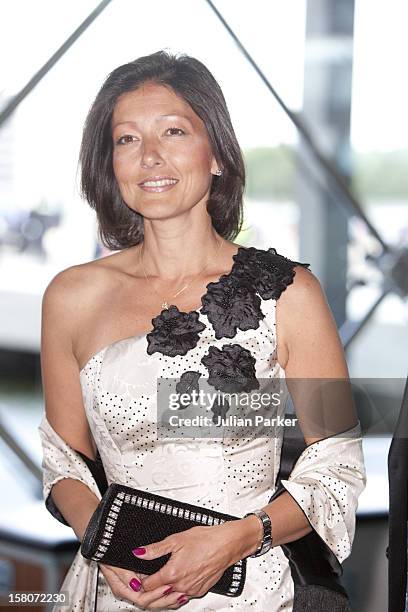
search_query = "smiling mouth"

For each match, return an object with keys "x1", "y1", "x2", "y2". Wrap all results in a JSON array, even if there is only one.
[
  {"x1": 138, "y1": 177, "x2": 179, "y2": 193},
  {"x1": 138, "y1": 177, "x2": 179, "y2": 189}
]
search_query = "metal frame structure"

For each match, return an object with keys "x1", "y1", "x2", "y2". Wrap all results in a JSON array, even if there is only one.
[
  {"x1": 204, "y1": 0, "x2": 407, "y2": 348},
  {"x1": 0, "y1": 0, "x2": 113, "y2": 126},
  {"x1": 0, "y1": 0, "x2": 407, "y2": 483}
]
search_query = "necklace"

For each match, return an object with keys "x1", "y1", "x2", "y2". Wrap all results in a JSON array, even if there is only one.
[{"x1": 140, "y1": 238, "x2": 223, "y2": 311}]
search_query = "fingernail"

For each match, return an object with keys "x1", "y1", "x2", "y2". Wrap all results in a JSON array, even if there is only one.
[
  {"x1": 129, "y1": 577, "x2": 141, "y2": 592},
  {"x1": 177, "y1": 594, "x2": 188, "y2": 604},
  {"x1": 162, "y1": 586, "x2": 173, "y2": 595},
  {"x1": 132, "y1": 547, "x2": 146, "y2": 556}
]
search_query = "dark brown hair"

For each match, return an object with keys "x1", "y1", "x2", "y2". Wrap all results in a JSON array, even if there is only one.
[{"x1": 79, "y1": 50, "x2": 245, "y2": 250}]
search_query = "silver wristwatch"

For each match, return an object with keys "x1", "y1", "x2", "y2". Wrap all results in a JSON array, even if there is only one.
[{"x1": 243, "y1": 509, "x2": 273, "y2": 557}]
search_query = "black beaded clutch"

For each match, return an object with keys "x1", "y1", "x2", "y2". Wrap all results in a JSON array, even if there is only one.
[{"x1": 81, "y1": 483, "x2": 247, "y2": 597}]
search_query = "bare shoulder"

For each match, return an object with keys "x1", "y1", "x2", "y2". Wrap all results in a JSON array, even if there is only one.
[
  {"x1": 278, "y1": 263, "x2": 324, "y2": 314},
  {"x1": 40, "y1": 256, "x2": 119, "y2": 460},
  {"x1": 43, "y1": 252, "x2": 122, "y2": 305},
  {"x1": 275, "y1": 264, "x2": 346, "y2": 376},
  {"x1": 42, "y1": 253, "x2": 124, "y2": 343},
  {"x1": 277, "y1": 263, "x2": 332, "y2": 340}
]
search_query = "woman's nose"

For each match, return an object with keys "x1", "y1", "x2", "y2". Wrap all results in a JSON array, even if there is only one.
[{"x1": 140, "y1": 139, "x2": 164, "y2": 169}]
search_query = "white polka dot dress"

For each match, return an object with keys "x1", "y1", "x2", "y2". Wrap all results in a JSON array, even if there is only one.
[{"x1": 38, "y1": 246, "x2": 366, "y2": 611}]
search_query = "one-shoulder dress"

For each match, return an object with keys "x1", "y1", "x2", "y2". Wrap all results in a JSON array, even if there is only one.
[{"x1": 38, "y1": 246, "x2": 366, "y2": 612}]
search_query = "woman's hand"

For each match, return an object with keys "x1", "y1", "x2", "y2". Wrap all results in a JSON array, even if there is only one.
[
  {"x1": 131, "y1": 518, "x2": 260, "y2": 602},
  {"x1": 98, "y1": 563, "x2": 188, "y2": 609}
]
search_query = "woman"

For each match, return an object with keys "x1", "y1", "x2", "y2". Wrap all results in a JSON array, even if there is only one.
[{"x1": 38, "y1": 50, "x2": 366, "y2": 611}]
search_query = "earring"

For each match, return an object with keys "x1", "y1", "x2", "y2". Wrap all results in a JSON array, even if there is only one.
[{"x1": 215, "y1": 169, "x2": 222, "y2": 176}]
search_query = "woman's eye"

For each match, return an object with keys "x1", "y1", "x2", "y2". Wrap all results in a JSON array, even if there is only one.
[
  {"x1": 166, "y1": 127, "x2": 185, "y2": 136},
  {"x1": 115, "y1": 135, "x2": 137, "y2": 145}
]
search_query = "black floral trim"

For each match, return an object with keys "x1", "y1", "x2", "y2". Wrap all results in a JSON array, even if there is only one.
[
  {"x1": 201, "y1": 344, "x2": 259, "y2": 393},
  {"x1": 174, "y1": 371, "x2": 202, "y2": 410},
  {"x1": 145, "y1": 246, "x2": 311, "y2": 357},
  {"x1": 146, "y1": 306, "x2": 206, "y2": 357},
  {"x1": 230, "y1": 246, "x2": 311, "y2": 300},
  {"x1": 201, "y1": 273, "x2": 264, "y2": 340}
]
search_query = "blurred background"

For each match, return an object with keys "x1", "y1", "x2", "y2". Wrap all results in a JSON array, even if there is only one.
[{"x1": 0, "y1": 0, "x2": 407, "y2": 610}]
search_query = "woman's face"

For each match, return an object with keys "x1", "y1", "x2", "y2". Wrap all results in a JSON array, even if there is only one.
[{"x1": 111, "y1": 81, "x2": 219, "y2": 218}]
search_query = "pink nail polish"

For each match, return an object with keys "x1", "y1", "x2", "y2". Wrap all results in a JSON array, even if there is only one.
[
  {"x1": 162, "y1": 586, "x2": 173, "y2": 595},
  {"x1": 129, "y1": 577, "x2": 141, "y2": 592},
  {"x1": 132, "y1": 547, "x2": 146, "y2": 555},
  {"x1": 177, "y1": 594, "x2": 188, "y2": 604}
]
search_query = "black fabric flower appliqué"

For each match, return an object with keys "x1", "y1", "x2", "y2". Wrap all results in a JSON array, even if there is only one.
[
  {"x1": 146, "y1": 305, "x2": 206, "y2": 357},
  {"x1": 201, "y1": 274, "x2": 264, "y2": 340},
  {"x1": 174, "y1": 370, "x2": 202, "y2": 410},
  {"x1": 210, "y1": 395, "x2": 230, "y2": 425},
  {"x1": 231, "y1": 246, "x2": 311, "y2": 300},
  {"x1": 201, "y1": 344, "x2": 259, "y2": 393}
]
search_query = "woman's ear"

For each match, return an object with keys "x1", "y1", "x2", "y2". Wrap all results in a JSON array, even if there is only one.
[{"x1": 210, "y1": 156, "x2": 221, "y2": 176}]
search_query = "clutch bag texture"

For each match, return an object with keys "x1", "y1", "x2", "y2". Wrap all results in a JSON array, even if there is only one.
[{"x1": 81, "y1": 483, "x2": 247, "y2": 597}]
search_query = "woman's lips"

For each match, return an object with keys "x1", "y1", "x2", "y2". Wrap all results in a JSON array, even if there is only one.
[{"x1": 138, "y1": 177, "x2": 179, "y2": 193}]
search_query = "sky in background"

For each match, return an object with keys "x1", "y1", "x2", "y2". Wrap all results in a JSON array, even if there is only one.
[{"x1": 0, "y1": 0, "x2": 407, "y2": 213}]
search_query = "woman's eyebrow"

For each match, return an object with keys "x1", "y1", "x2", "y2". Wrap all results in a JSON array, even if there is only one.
[
  {"x1": 112, "y1": 120, "x2": 138, "y2": 130},
  {"x1": 160, "y1": 113, "x2": 194, "y2": 125},
  {"x1": 112, "y1": 114, "x2": 194, "y2": 130}
]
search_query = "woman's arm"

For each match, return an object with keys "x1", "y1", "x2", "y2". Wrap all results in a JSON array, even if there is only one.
[
  {"x1": 218, "y1": 488, "x2": 313, "y2": 560},
  {"x1": 238, "y1": 265, "x2": 363, "y2": 556},
  {"x1": 40, "y1": 268, "x2": 101, "y2": 539},
  {"x1": 50, "y1": 480, "x2": 100, "y2": 541}
]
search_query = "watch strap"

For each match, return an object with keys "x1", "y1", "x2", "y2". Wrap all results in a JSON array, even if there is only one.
[{"x1": 244, "y1": 509, "x2": 272, "y2": 557}]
